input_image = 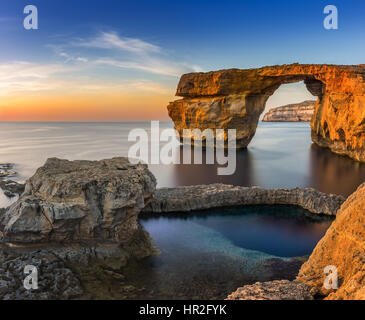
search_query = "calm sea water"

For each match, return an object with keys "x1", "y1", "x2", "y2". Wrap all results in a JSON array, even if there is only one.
[{"x1": 1, "y1": 121, "x2": 365, "y2": 202}]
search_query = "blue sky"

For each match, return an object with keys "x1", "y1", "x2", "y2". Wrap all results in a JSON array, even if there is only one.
[{"x1": 0, "y1": 0, "x2": 364, "y2": 120}]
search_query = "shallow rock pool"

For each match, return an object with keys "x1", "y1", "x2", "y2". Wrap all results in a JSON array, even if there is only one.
[{"x1": 103, "y1": 205, "x2": 333, "y2": 300}]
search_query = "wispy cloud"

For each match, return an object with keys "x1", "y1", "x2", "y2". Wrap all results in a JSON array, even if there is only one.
[
  {"x1": 94, "y1": 57, "x2": 202, "y2": 77},
  {"x1": 74, "y1": 32, "x2": 160, "y2": 54},
  {"x1": 0, "y1": 61, "x2": 172, "y2": 95},
  {"x1": 0, "y1": 62, "x2": 74, "y2": 80},
  {"x1": 59, "y1": 52, "x2": 88, "y2": 63},
  {"x1": 0, "y1": 62, "x2": 79, "y2": 94},
  {"x1": 0, "y1": 32, "x2": 202, "y2": 96},
  {"x1": 68, "y1": 31, "x2": 202, "y2": 76},
  {"x1": 75, "y1": 80, "x2": 171, "y2": 95}
]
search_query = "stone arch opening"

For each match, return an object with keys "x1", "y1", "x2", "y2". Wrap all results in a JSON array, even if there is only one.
[
  {"x1": 243, "y1": 75, "x2": 325, "y2": 148},
  {"x1": 260, "y1": 81, "x2": 317, "y2": 122}
]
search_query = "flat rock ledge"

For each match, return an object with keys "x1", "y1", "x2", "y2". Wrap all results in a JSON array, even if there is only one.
[
  {"x1": 226, "y1": 280, "x2": 314, "y2": 300},
  {"x1": 143, "y1": 184, "x2": 345, "y2": 216}
]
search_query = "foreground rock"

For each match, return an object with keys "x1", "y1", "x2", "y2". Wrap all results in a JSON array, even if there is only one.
[
  {"x1": 226, "y1": 280, "x2": 313, "y2": 300},
  {"x1": 1, "y1": 157, "x2": 156, "y2": 243},
  {"x1": 143, "y1": 184, "x2": 345, "y2": 216},
  {"x1": 262, "y1": 100, "x2": 315, "y2": 122},
  {"x1": 0, "y1": 157, "x2": 158, "y2": 299},
  {"x1": 0, "y1": 227, "x2": 156, "y2": 300},
  {"x1": 0, "y1": 244, "x2": 83, "y2": 300},
  {"x1": 168, "y1": 64, "x2": 365, "y2": 162},
  {"x1": 297, "y1": 182, "x2": 365, "y2": 300}
]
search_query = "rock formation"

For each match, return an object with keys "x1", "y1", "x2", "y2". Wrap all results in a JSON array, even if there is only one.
[
  {"x1": 0, "y1": 157, "x2": 158, "y2": 299},
  {"x1": 226, "y1": 280, "x2": 313, "y2": 300},
  {"x1": 143, "y1": 184, "x2": 345, "y2": 216},
  {"x1": 1, "y1": 157, "x2": 156, "y2": 243},
  {"x1": 297, "y1": 182, "x2": 365, "y2": 300},
  {"x1": 262, "y1": 100, "x2": 315, "y2": 122},
  {"x1": 167, "y1": 64, "x2": 365, "y2": 162}
]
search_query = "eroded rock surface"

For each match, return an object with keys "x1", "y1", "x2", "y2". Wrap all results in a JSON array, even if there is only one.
[
  {"x1": 0, "y1": 157, "x2": 158, "y2": 300},
  {"x1": 0, "y1": 227, "x2": 157, "y2": 300},
  {"x1": 1, "y1": 157, "x2": 156, "y2": 243},
  {"x1": 297, "y1": 182, "x2": 365, "y2": 300},
  {"x1": 262, "y1": 100, "x2": 315, "y2": 122},
  {"x1": 143, "y1": 184, "x2": 345, "y2": 216},
  {"x1": 226, "y1": 280, "x2": 313, "y2": 300},
  {"x1": 168, "y1": 64, "x2": 365, "y2": 161},
  {"x1": 0, "y1": 245, "x2": 83, "y2": 300}
]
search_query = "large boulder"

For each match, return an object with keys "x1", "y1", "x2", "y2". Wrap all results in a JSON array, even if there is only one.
[
  {"x1": 0, "y1": 157, "x2": 156, "y2": 243},
  {"x1": 168, "y1": 64, "x2": 365, "y2": 162},
  {"x1": 297, "y1": 182, "x2": 365, "y2": 300}
]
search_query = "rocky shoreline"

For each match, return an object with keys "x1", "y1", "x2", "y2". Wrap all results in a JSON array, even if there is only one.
[
  {"x1": 143, "y1": 184, "x2": 345, "y2": 216},
  {"x1": 0, "y1": 158, "x2": 363, "y2": 300}
]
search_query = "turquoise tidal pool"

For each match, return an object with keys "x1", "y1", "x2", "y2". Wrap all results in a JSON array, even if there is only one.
[{"x1": 118, "y1": 205, "x2": 333, "y2": 300}]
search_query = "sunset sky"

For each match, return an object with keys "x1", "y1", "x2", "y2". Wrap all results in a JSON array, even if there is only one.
[{"x1": 0, "y1": 0, "x2": 364, "y2": 121}]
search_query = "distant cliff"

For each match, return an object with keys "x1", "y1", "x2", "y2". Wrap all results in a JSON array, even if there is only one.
[{"x1": 262, "y1": 100, "x2": 316, "y2": 122}]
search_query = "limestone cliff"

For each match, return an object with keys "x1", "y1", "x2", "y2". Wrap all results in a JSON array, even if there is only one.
[
  {"x1": 262, "y1": 100, "x2": 315, "y2": 122},
  {"x1": 167, "y1": 64, "x2": 365, "y2": 162},
  {"x1": 297, "y1": 182, "x2": 365, "y2": 300}
]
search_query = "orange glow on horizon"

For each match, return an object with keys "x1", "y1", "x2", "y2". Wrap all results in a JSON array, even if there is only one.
[{"x1": 0, "y1": 91, "x2": 174, "y2": 122}]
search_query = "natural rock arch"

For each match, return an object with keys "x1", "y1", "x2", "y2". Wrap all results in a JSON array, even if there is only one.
[{"x1": 167, "y1": 64, "x2": 365, "y2": 162}]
